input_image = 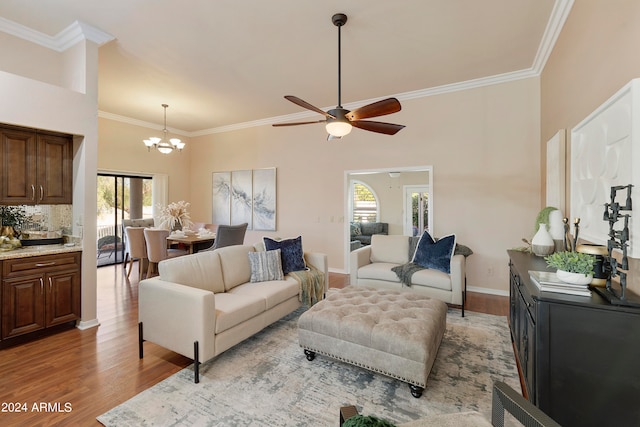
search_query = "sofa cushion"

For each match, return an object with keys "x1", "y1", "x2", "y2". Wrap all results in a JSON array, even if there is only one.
[
  {"x1": 412, "y1": 230, "x2": 456, "y2": 274},
  {"x1": 350, "y1": 222, "x2": 362, "y2": 236},
  {"x1": 248, "y1": 249, "x2": 284, "y2": 282},
  {"x1": 358, "y1": 262, "x2": 402, "y2": 282},
  {"x1": 264, "y1": 236, "x2": 306, "y2": 274},
  {"x1": 370, "y1": 234, "x2": 409, "y2": 265},
  {"x1": 410, "y1": 268, "x2": 452, "y2": 290},
  {"x1": 229, "y1": 278, "x2": 299, "y2": 310},
  {"x1": 217, "y1": 245, "x2": 256, "y2": 291},
  {"x1": 360, "y1": 222, "x2": 386, "y2": 235},
  {"x1": 214, "y1": 292, "x2": 265, "y2": 333},
  {"x1": 158, "y1": 250, "x2": 225, "y2": 293}
]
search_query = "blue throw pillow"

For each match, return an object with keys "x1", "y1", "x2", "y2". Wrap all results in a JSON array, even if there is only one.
[
  {"x1": 411, "y1": 230, "x2": 456, "y2": 274},
  {"x1": 263, "y1": 236, "x2": 306, "y2": 274}
]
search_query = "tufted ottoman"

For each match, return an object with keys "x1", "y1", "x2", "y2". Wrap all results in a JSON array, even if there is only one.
[{"x1": 298, "y1": 286, "x2": 447, "y2": 398}]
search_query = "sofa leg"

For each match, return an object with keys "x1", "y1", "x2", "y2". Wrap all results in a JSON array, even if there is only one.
[
  {"x1": 409, "y1": 384, "x2": 424, "y2": 398},
  {"x1": 138, "y1": 322, "x2": 144, "y2": 359},
  {"x1": 194, "y1": 341, "x2": 200, "y2": 384},
  {"x1": 304, "y1": 349, "x2": 316, "y2": 361}
]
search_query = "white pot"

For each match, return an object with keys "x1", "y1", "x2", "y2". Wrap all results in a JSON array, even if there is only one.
[
  {"x1": 531, "y1": 223, "x2": 555, "y2": 257},
  {"x1": 556, "y1": 269, "x2": 593, "y2": 285}
]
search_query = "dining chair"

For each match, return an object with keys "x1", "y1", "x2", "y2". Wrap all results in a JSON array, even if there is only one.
[
  {"x1": 202, "y1": 223, "x2": 248, "y2": 251},
  {"x1": 143, "y1": 228, "x2": 188, "y2": 277},
  {"x1": 124, "y1": 226, "x2": 147, "y2": 281}
]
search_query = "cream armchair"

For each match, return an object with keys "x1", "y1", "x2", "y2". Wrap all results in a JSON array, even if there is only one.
[{"x1": 350, "y1": 234, "x2": 466, "y2": 315}]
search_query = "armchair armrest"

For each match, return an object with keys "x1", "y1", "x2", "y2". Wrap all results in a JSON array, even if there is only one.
[
  {"x1": 350, "y1": 245, "x2": 372, "y2": 285},
  {"x1": 304, "y1": 252, "x2": 329, "y2": 293},
  {"x1": 449, "y1": 254, "x2": 465, "y2": 306},
  {"x1": 139, "y1": 278, "x2": 216, "y2": 362}
]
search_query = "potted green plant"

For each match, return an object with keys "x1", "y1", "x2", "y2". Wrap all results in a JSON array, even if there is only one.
[
  {"x1": 544, "y1": 251, "x2": 595, "y2": 285},
  {"x1": 0, "y1": 206, "x2": 31, "y2": 238}
]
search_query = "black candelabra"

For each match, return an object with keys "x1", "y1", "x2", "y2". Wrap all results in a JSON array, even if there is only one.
[{"x1": 598, "y1": 184, "x2": 640, "y2": 306}]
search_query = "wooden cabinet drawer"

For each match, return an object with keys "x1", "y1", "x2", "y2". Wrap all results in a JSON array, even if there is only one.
[{"x1": 3, "y1": 252, "x2": 81, "y2": 277}]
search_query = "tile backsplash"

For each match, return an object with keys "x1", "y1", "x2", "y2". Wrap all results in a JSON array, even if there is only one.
[{"x1": 20, "y1": 205, "x2": 73, "y2": 234}]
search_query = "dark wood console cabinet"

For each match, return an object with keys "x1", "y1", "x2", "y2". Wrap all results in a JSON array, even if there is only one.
[
  {"x1": 508, "y1": 250, "x2": 640, "y2": 427},
  {"x1": 1, "y1": 252, "x2": 81, "y2": 340},
  {"x1": 0, "y1": 124, "x2": 73, "y2": 205}
]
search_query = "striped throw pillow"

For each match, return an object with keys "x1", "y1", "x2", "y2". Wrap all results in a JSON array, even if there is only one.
[{"x1": 248, "y1": 249, "x2": 284, "y2": 282}]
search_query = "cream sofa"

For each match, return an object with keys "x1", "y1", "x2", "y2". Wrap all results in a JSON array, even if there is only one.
[
  {"x1": 138, "y1": 243, "x2": 328, "y2": 382},
  {"x1": 350, "y1": 234, "x2": 466, "y2": 314}
]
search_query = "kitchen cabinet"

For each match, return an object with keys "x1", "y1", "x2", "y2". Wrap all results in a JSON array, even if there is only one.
[
  {"x1": 1, "y1": 252, "x2": 81, "y2": 340},
  {"x1": 508, "y1": 250, "x2": 640, "y2": 427},
  {"x1": 0, "y1": 125, "x2": 73, "y2": 205}
]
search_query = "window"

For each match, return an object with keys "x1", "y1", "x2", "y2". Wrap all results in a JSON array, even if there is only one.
[{"x1": 351, "y1": 181, "x2": 378, "y2": 223}]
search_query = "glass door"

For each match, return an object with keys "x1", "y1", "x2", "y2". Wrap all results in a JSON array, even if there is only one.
[
  {"x1": 97, "y1": 174, "x2": 153, "y2": 267},
  {"x1": 404, "y1": 185, "x2": 430, "y2": 236}
]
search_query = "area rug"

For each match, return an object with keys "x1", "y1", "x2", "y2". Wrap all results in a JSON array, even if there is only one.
[{"x1": 97, "y1": 308, "x2": 520, "y2": 426}]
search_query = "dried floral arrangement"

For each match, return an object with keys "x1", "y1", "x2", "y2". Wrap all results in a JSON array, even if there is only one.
[{"x1": 157, "y1": 200, "x2": 194, "y2": 231}]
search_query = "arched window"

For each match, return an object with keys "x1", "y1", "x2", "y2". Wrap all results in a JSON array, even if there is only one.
[{"x1": 351, "y1": 181, "x2": 379, "y2": 222}]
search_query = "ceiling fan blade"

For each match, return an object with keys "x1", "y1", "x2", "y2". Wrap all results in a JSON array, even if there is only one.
[
  {"x1": 272, "y1": 120, "x2": 326, "y2": 127},
  {"x1": 284, "y1": 96, "x2": 335, "y2": 118},
  {"x1": 345, "y1": 98, "x2": 402, "y2": 121},
  {"x1": 351, "y1": 120, "x2": 406, "y2": 135}
]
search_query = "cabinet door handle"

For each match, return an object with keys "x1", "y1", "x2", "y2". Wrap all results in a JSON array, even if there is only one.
[
  {"x1": 40, "y1": 278, "x2": 44, "y2": 293},
  {"x1": 35, "y1": 262, "x2": 56, "y2": 267},
  {"x1": 49, "y1": 277, "x2": 53, "y2": 292},
  {"x1": 39, "y1": 185, "x2": 44, "y2": 201},
  {"x1": 31, "y1": 184, "x2": 36, "y2": 200}
]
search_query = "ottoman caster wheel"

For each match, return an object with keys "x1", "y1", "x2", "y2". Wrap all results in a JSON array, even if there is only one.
[
  {"x1": 304, "y1": 349, "x2": 316, "y2": 361},
  {"x1": 409, "y1": 384, "x2": 424, "y2": 398}
]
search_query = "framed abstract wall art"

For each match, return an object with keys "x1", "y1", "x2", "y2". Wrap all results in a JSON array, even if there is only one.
[{"x1": 211, "y1": 168, "x2": 277, "y2": 231}]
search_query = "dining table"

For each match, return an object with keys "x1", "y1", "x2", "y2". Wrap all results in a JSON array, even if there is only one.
[{"x1": 166, "y1": 232, "x2": 216, "y2": 254}]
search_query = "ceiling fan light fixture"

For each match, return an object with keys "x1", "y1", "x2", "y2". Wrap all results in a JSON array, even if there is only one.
[
  {"x1": 326, "y1": 120, "x2": 352, "y2": 137},
  {"x1": 143, "y1": 104, "x2": 184, "y2": 154}
]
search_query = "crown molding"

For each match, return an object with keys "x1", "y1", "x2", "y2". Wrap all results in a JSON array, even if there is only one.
[
  {"x1": 98, "y1": 111, "x2": 190, "y2": 137},
  {"x1": 531, "y1": 0, "x2": 575, "y2": 73},
  {"x1": 0, "y1": 18, "x2": 113, "y2": 51}
]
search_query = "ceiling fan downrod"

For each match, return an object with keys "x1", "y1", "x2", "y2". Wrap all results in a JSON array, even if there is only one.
[{"x1": 332, "y1": 13, "x2": 347, "y2": 108}]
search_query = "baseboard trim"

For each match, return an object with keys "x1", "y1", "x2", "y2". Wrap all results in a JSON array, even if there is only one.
[
  {"x1": 467, "y1": 286, "x2": 509, "y2": 297},
  {"x1": 77, "y1": 318, "x2": 100, "y2": 330}
]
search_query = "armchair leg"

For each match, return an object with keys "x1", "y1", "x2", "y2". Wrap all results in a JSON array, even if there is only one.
[
  {"x1": 461, "y1": 277, "x2": 467, "y2": 317},
  {"x1": 194, "y1": 341, "x2": 200, "y2": 383}
]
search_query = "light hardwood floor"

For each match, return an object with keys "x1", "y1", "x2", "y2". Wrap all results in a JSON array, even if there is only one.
[{"x1": 0, "y1": 263, "x2": 508, "y2": 426}]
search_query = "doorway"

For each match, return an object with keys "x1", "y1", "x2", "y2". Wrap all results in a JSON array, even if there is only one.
[
  {"x1": 97, "y1": 173, "x2": 153, "y2": 267},
  {"x1": 344, "y1": 167, "x2": 432, "y2": 270}
]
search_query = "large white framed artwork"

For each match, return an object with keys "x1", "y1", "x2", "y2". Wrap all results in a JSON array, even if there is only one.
[
  {"x1": 252, "y1": 168, "x2": 277, "y2": 231},
  {"x1": 212, "y1": 168, "x2": 277, "y2": 231},
  {"x1": 570, "y1": 79, "x2": 640, "y2": 257},
  {"x1": 212, "y1": 172, "x2": 231, "y2": 225},
  {"x1": 546, "y1": 130, "x2": 566, "y2": 213}
]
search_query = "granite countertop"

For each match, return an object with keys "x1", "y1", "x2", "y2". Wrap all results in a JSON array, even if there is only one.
[{"x1": 0, "y1": 244, "x2": 83, "y2": 261}]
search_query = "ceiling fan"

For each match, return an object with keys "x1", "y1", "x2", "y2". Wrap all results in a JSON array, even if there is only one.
[{"x1": 273, "y1": 13, "x2": 405, "y2": 139}]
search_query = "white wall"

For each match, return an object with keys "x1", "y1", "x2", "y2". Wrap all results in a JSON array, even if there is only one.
[
  {"x1": 0, "y1": 39, "x2": 101, "y2": 327},
  {"x1": 181, "y1": 77, "x2": 541, "y2": 294}
]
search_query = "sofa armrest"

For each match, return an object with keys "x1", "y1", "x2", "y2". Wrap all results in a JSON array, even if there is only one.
[
  {"x1": 139, "y1": 278, "x2": 216, "y2": 362},
  {"x1": 449, "y1": 254, "x2": 465, "y2": 306},
  {"x1": 350, "y1": 245, "x2": 372, "y2": 285},
  {"x1": 304, "y1": 252, "x2": 329, "y2": 293}
]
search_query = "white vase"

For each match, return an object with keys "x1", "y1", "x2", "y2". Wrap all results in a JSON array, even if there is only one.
[
  {"x1": 556, "y1": 269, "x2": 593, "y2": 285},
  {"x1": 531, "y1": 223, "x2": 555, "y2": 257},
  {"x1": 547, "y1": 209, "x2": 565, "y2": 251}
]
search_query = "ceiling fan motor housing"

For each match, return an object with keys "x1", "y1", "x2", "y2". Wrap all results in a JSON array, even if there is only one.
[{"x1": 332, "y1": 13, "x2": 347, "y2": 26}]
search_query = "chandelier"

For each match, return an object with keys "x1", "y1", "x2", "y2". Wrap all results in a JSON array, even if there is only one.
[{"x1": 143, "y1": 104, "x2": 185, "y2": 154}]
